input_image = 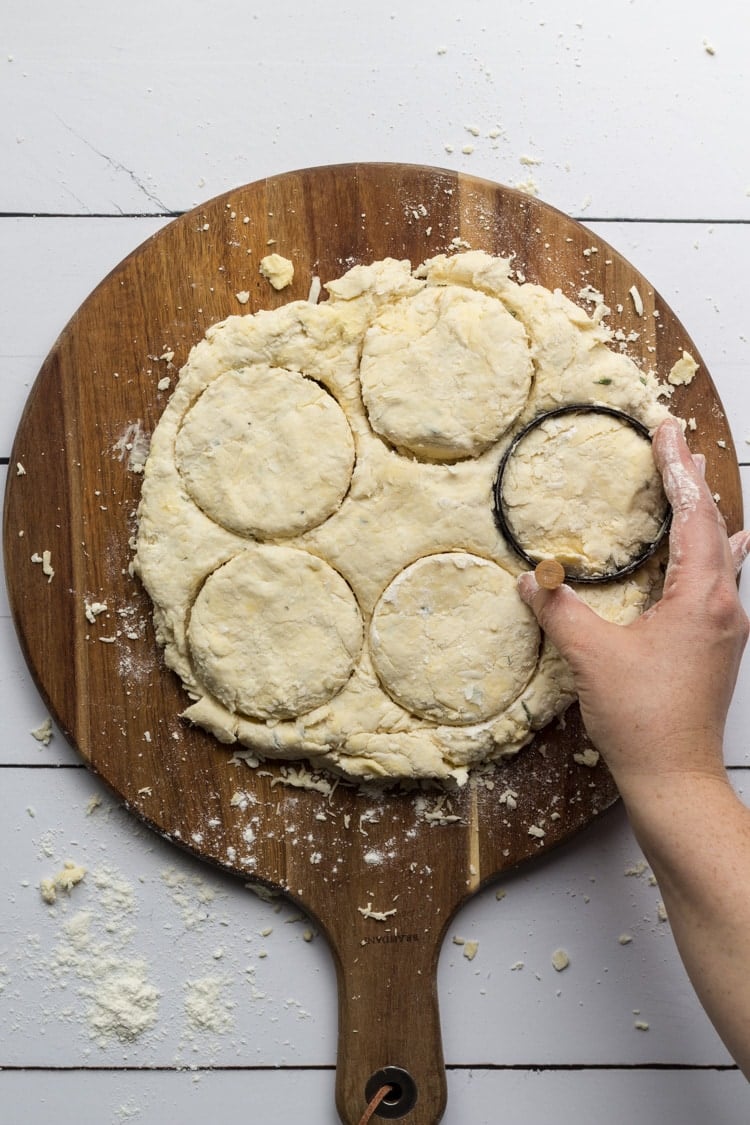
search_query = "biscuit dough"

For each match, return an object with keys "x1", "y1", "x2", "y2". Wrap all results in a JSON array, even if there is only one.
[
  {"x1": 501, "y1": 412, "x2": 667, "y2": 575},
  {"x1": 188, "y1": 547, "x2": 363, "y2": 720},
  {"x1": 360, "y1": 285, "x2": 532, "y2": 461},
  {"x1": 175, "y1": 365, "x2": 354, "y2": 539},
  {"x1": 370, "y1": 552, "x2": 540, "y2": 724},
  {"x1": 134, "y1": 250, "x2": 672, "y2": 782}
]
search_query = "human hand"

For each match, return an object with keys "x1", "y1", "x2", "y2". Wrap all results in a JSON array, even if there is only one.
[{"x1": 517, "y1": 415, "x2": 750, "y2": 804}]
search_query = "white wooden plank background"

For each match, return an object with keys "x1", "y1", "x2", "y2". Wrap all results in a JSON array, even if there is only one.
[{"x1": 2, "y1": 2, "x2": 750, "y2": 1122}]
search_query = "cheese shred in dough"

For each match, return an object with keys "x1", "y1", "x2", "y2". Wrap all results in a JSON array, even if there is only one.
[{"x1": 134, "y1": 251, "x2": 673, "y2": 782}]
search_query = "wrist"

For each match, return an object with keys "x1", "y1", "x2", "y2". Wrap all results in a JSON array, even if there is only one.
[{"x1": 615, "y1": 763, "x2": 736, "y2": 848}]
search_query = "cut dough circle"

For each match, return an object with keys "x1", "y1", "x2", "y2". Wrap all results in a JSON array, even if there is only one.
[
  {"x1": 175, "y1": 365, "x2": 354, "y2": 539},
  {"x1": 369, "y1": 552, "x2": 540, "y2": 725},
  {"x1": 187, "y1": 546, "x2": 363, "y2": 721},
  {"x1": 359, "y1": 285, "x2": 532, "y2": 461},
  {"x1": 500, "y1": 412, "x2": 667, "y2": 575}
]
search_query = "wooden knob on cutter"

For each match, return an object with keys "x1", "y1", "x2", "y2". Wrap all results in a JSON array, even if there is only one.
[{"x1": 534, "y1": 559, "x2": 565, "y2": 589}]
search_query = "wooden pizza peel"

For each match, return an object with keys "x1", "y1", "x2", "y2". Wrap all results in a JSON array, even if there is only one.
[{"x1": 3, "y1": 164, "x2": 742, "y2": 1123}]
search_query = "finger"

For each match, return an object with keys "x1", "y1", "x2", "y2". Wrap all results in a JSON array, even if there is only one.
[
  {"x1": 652, "y1": 417, "x2": 711, "y2": 513},
  {"x1": 730, "y1": 530, "x2": 750, "y2": 574},
  {"x1": 517, "y1": 572, "x2": 610, "y2": 671},
  {"x1": 652, "y1": 416, "x2": 730, "y2": 574}
]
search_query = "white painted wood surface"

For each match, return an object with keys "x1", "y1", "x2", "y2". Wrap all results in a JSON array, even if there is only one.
[{"x1": 2, "y1": 2, "x2": 749, "y2": 1122}]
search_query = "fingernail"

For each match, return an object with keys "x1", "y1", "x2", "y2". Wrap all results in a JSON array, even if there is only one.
[
  {"x1": 516, "y1": 572, "x2": 539, "y2": 602},
  {"x1": 692, "y1": 453, "x2": 707, "y2": 478}
]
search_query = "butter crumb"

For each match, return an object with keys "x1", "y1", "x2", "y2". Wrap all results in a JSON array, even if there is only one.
[{"x1": 629, "y1": 285, "x2": 644, "y2": 316}]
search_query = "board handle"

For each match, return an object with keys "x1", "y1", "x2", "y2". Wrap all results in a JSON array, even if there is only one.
[{"x1": 332, "y1": 925, "x2": 447, "y2": 1124}]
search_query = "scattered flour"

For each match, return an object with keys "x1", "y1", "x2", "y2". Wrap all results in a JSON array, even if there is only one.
[
  {"x1": 160, "y1": 866, "x2": 222, "y2": 929},
  {"x1": 184, "y1": 976, "x2": 234, "y2": 1033}
]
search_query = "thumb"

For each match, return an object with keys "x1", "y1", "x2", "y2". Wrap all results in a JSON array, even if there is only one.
[{"x1": 517, "y1": 572, "x2": 610, "y2": 673}]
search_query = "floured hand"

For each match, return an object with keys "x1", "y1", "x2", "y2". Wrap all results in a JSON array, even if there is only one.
[{"x1": 518, "y1": 415, "x2": 750, "y2": 801}]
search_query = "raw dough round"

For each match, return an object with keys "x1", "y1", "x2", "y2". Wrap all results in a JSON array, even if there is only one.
[
  {"x1": 175, "y1": 365, "x2": 354, "y2": 539},
  {"x1": 187, "y1": 546, "x2": 363, "y2": 720},
  {"x1": 369, "y1": 552, "x2": 540, "y2": 725},
  {"x1": 359, "y1": 285, "x2": 532, "y2": 461},
  {"x1": 500, "y1": 411, "x2": 667, "y2": 575}
]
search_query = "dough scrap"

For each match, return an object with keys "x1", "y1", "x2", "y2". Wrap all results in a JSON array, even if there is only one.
[{"x1": 134, "y1": 251, "x2": 674, "y2": 782}]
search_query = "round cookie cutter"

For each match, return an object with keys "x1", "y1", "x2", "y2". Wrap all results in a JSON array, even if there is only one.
[{"x1": 494, "y1": 403, "x2": 672, "y2": 583}]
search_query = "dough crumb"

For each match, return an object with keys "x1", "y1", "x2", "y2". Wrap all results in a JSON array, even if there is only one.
[
  {"x1": 259, "y1": 253, "x2": 294, "y2": 290},
  {"x1": 84, "y1": 600, "x2": 108, "y2": 624},
  {"x1": 307, "y1": 276, "x2": 322, "y2": 304},
  {"x1": 463, "y1": 940, "x2": 479, "y2": 961},
  {"x1": 56, "y1": 860, "x2": 87, "y2": 892},
  {"x1": 31, "y1": 718, "x2": 53, "y2": 746},
  {"x1": 16, "y1": 462, "x2": 26, "y2": 475},
  {"x1": 31, "y1": 549, "x2": 55, "y2": 583},
  {"x1": 618, "y1": 933, "x2": 634, "y2": 945},
  {"x1": 528, "y1": 824, "x2": 546, "y2": 839},
  {"x1": 667, "y1": 350, "x2": 698, "y2": 386},
  {"x1": 629, "y1": 285, "x2": 644, "y2": 316},
  {"x1": 657, "y1": 901, "x2": 668, "y2": 923},
  {"x1": 40, "y1": 860, "x2": 87, "y2": 904},
  {"x1": 235, "y1": 291, "x2": 250, "y2": 304},
  {"x1": 40, "y1": 877, "x2": 57, "y2": 905},
  {"x1": 634, "y1": 1019, "x2": 650, "y2": 1031},
  {"x1": 573, "y1": 747, "x2": 600, "y2": 768},
  {"x1": 551, "y1": 948, "x2": 570, "y2": 972},
  {"x1": 358, "y1": 902, "x2": 397, "y2": 922}
]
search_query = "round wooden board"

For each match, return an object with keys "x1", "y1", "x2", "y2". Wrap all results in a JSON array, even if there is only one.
[{"x1": 4, "y1": 164, "x2": 742, "y2": 1124}]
